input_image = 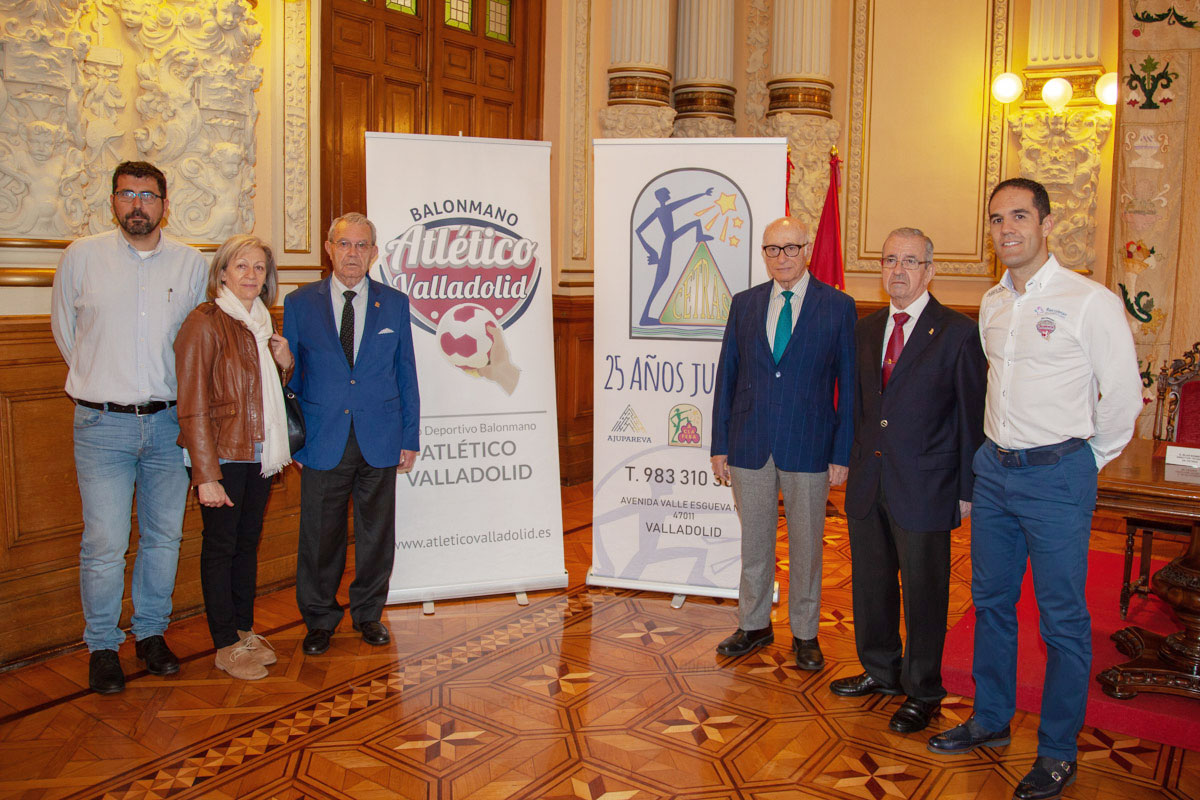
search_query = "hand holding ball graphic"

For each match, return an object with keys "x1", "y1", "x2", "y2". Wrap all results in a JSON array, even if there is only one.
[{"x1": 436, "y1": 303, "x2": 520, "y2": 394}]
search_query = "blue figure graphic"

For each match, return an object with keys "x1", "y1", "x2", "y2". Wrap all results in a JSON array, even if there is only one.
[{"x1": 635, "y1": 186, "x2": 714, "y2": 326}]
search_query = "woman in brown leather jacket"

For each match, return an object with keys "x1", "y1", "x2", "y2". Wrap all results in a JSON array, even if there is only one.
[{"x1": 175, "y1": 234, "x2": 293, "y2": 680}]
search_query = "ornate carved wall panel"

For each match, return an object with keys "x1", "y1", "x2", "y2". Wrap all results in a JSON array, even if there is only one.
[
  {"x1": 0, "y1": 0, "x2": 263, "y2": 246},
  {"x1": 845, "y1": 0, "x2": 1009, "y2": 276},
  {"x1": 553, "y1": 295, "x2": 593, "y2": 485},
  {"x1": 283, "y1": 0, "x2": 312, "y2": 253},
  {"x1": 0, "y1": 316, "x2": 300, "y2": 667}
]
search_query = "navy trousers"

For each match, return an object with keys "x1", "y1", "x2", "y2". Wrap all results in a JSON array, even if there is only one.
[{"x1": 969, "y1": 439, "x2": 1097, "y2": 761}]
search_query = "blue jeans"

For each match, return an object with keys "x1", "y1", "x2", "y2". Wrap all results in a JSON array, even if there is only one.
[
  {"x1": 970, "y1": 439, "x2": 1097, "y2": 761},
  {"x1": 73, "y1": 405, "x2": 190, "y2": 651}
]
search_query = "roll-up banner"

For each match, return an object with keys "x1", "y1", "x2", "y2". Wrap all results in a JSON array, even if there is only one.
[
  {"x1": 590, "y1": 138, "x2": 787, "y2": 599},
  {"x1": 366, "y1": 132, "x2": 566, "y2": 604}
]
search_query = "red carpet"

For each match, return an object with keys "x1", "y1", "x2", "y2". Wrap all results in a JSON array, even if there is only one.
[{"x1": 942, "y1": 549, "x2": 1200, "y2": 751}]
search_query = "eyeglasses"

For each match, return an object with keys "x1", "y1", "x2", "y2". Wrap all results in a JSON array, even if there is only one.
[
  {"x1": 331, "y1": 239, "x2": 374, "y2": 252},
  {"x1": 881, "y1": 256, "x2": 931, "y2": 271},
  {"x1": 113, "y1": 189, "x2": 163, "y2": 204},
  {"x1": 762, "y1": 243, "x2": 809, "y2": 258}
]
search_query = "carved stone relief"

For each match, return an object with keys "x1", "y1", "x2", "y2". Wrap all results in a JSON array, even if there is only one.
[
  {"x1": 0, "y1": 0, "x2": 263, "y2": 244},
  {"x1": 766, "y1": 114, "x2": 840, "y2": 234},
  {"x1": 744, "y1": 0, "x2": 773, "y2": 136},
  {"x1": 598, "y1": 105, "x2": 676, "y2": 139},
  {"x1": 672, "y1": 116, "x2": 734, "y2": 138},
  {"x1": 1009, "y1": 107, "x2": 1113, "y2": 273},
  {"x1": 283, "y1": 0, "x2": 309, "y2": 252}
]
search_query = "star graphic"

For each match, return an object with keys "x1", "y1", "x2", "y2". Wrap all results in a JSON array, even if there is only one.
[
  {"x1": 716, "y1": 192, "x2": 738, "y2": 214},
  {"x1": 729, "y1": 235, "x2": 740, "y2": 247},
  {"x1": 733, "y1": 217, "x2": 744, "y2": 228}
]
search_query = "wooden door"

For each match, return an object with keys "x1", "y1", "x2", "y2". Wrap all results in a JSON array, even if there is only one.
[{"x1": 320, "y1": 0, "x2": 544, "y2": 247}]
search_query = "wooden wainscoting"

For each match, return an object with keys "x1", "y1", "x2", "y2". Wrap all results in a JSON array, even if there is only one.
[
  {"x1": 553, "y1": 295, "x2": 592, "y2": 485},
  {"x1": 0, "y1": 315, "x2": 301, "y2": 668}
]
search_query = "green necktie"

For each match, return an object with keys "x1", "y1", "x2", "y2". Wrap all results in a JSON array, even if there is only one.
[{"x1": 772, "y1": 289, "x2": 794, "y2": 363}]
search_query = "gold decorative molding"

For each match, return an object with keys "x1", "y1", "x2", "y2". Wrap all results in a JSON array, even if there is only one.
[
  {"x1": 766, "y1": 81, "x2": 833, "y2": 116},
  {"x1": 0, "y1": 269, "x2": 55, "y2": 287},
  {"x1": 673, "y1": 86, "x2": 736, "y2": 120},
  {"x1": 1022, "y1": 65, "x2": 1106, "y2": 108},
  {"x1": 282, "y1": 0, "x2": 311, "y2": 253},
  {"x1": 607, "y1": 75, "x2": 672, "y2": 106},
  {"x1": 569, "y1": 0, "x2": 592, "y2": 265}
]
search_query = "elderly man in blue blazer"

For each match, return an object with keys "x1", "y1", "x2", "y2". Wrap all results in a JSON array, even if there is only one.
[
  {"x1": 283, "y1": 212, "x2": 420, "y2": 656},
  {"x1": 710, "y1": 215, "x2": 857, "y2": 669}
]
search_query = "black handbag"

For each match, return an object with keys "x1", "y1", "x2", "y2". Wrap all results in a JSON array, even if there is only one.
[{"x1": 284, "y1": 388, "x2": 305, "y2": 454}]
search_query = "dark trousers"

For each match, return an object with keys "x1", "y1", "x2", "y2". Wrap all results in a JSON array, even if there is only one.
[
  {"x1": 848, "y1": 489, "x2": 951, "y2": 702},
  {"x1": 297, "y1": 426, "x2": 397, "y2": 631},
  {"x1": 970, "y1": 440, "x2": 1097, "y2": 762},
  {"x1": 195, "y1": 462, "x2": 273, "y2": 649}
]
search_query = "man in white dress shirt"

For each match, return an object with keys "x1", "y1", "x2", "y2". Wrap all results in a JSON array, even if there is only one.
[
  {"x1": 51, "y1": 161, "x2": 207, "y2": 694},
  {"x1": 927, "y1": 178, "x2": 1142, "y2": 800}
]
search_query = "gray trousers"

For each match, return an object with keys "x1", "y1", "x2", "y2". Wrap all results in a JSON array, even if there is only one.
[{"x1": 730, "y1": 455, "x2": 829, "y2": 638}]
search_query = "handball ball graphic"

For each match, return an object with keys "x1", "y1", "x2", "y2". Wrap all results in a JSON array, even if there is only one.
[{"x1": 436, "y1": 303, "x2": 498, "y2": 372}]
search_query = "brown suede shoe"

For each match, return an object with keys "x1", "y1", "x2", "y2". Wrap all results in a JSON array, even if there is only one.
[
  {"x1": 215, "y1": 642, "x2": 268, "y2": 680},
  {"x1": 237, "y1": 630, "x2": 277, "y2": 666}
]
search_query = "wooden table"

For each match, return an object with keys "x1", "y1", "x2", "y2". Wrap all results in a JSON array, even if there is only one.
[{"x1": 1095, "y1": 438, "x2": 1200, "y2": 700}]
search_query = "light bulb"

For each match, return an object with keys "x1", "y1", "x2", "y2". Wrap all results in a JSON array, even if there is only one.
[
  {"x1": 992, "y1": 72, "x2": 1024, "y2": 104},
  {"x1": 1042, "y1": 77, "x2": 1073, "y2": 112},
  {"x1": 1096, "y1": 72, "x2": 1118, "y2": 106}
]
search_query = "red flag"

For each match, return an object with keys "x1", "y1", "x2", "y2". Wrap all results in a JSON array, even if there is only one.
[
  {"x1": 784, "y1": 149, "x2": 795, "y2": 216},
  {"x1": 808, "y1": 152, "x2": 843, "y2": 290}
]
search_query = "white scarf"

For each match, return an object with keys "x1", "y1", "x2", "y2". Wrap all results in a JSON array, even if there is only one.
[{"x1": 214, "y1": 286, "x2": 291, "y2": 476}]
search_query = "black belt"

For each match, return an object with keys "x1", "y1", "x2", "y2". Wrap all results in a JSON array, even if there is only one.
[
  {"x1": 986, "y1": 437, "x2": 1087, "y2": 467},
  {"x1": 74, "y1": 398, "x2": 176, "y2": 415}
]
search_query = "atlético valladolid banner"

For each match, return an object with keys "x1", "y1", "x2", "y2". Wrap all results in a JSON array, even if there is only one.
[
  {"x1": 590, "y1": 138, "x2": 786, "y2": 599},
  {"x1": 365, "y1": 132, "x2": 566, "y2": 604}
]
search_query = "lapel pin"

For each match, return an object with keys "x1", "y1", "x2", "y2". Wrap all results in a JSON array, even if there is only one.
[
  {"x1": 374, "y1": 301, "x2": 380, "y2": 308},
  {"x1": 928, "y1": 327, "x2": 934, "y2": 335}
]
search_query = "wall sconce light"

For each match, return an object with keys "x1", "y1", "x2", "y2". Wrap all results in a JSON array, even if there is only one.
[
  {"x1": 1042, "y1": 77, "x2": 1073, "y2": 112},
  {"x1": 1095, "y1": 72, "x2": 1118, "y2": 106},
  {"x1": 991, "y1": 72, "x2": 1024, "y2": 104}
]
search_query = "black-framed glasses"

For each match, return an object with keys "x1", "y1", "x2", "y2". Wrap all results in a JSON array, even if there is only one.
[
  {"x1": 881, "y1": 256, "x2": 931, "y2": 271},
  {"x1": 113, "y1": 189, "x2": 163, "y2": 204},
  {"x1": 762, "y1": 243, "x2": 808, "y2": 258}
]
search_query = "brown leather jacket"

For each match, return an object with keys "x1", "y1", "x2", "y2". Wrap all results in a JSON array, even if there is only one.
[{"x1": 174, "y1": 302, "x2": 292, "y2": 486}]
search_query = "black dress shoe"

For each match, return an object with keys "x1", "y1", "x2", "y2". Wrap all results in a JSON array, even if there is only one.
[
  {"x1": 302, "y1": 628, "x2": 333, "y2": 655},
  {"x1": 889, "y1": 698, "x2": 940, "y2": 733},
  {"x1": 927, "y1": 715, "x2": 1011, "y2": 754},
  {"x1": 716, "y1": 627, "x2": 774, "y2": 657},
  {"x1": 1013, "y1": 757, "x2": 1076, "y2": 800},
  {"x1": 134, "y1": 635, "x2": 180, "y2": 675},
  {"x1": 89, "y1": 650, "x2": 125, "y2": 694},
  {"x1": 793, "y1": 637, "x2": 824, "y2": 670},
  {"x1": 353, "y1": 620, "x2": 391, "y2": 646},
  {"x1": 830, "y1": 672, "x2": 902, "y2": 697}
]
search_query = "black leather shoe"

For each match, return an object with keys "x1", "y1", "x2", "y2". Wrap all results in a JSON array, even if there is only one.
[
  {"x1": 927, "y1": 716, "x2": 1011, "y2": 754},
  {"x1": 353, "y1": 620, "x2": 391, "y2": 646},
  {"x1": 830, "y1": 672, "x2": 902, "y2": 697},
  {"x1": 89, "y1": 650, "x2": 125, "y2": 694},
  {"x1": 716, "y1": 627, "x2": 774, "y2": 656},
  {"x1": 793, "y1": 637, "x2": 824, "y2": 670},
  {"x1": 1013, "y1": 757, "x2": 1077, "y2": 800},
  {"x1": 889, "y1": 697, "x2": 940, "y2": 733},
  {"x1": 302, "y1": 628, "x2": 333, "y2": 655},
  {"x1": 134, "y1": 635, "x2": 180, "y2": 675}
]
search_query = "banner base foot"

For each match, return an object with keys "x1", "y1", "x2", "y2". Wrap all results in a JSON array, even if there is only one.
[
  {"x1": 516, "y1": 592, "x2": 529, "y2": 606},
  {"x1": 670, "y1": 593, "x2": 686, "y2": 609},
  {"x1": 422, "y1": 601, "x2": 435, "y2": 615}
]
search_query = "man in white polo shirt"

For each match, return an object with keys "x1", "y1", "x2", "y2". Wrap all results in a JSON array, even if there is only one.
[
  {"x1": 927, "y1": 177, "x2": 1142, "y2": 800},
  {"x1": 51, "y1": 161, "x2": 207, "y2": 694}
]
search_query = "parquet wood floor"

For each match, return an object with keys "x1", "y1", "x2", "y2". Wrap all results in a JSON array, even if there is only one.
[{"x1": 0, "y1": 484, "x2": 1196, "y2": 800}]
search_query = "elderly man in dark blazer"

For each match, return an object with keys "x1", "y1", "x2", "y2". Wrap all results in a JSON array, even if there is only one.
[
  {"x1": 833, "y1": 227, "x2": 986, "y2": 733},
  {"x1": 711, "y1": 216, "x2": 857, "y2": 669}
]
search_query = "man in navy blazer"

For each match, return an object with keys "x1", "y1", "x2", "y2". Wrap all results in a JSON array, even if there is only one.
[
  {"x1": 283, "y1": 212, "x2": 420, "y2": 655},
  {"x1": 711, "y1": 216, "x2": 857, "y2": 669},
  {"x1": 834, "y1": 227, "x2": 986, "y2": 734}
]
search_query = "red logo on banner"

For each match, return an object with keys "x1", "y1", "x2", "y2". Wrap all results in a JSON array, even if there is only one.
[{"x1": 377, "y1": 218, "x2": 540, "y2": 334}]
